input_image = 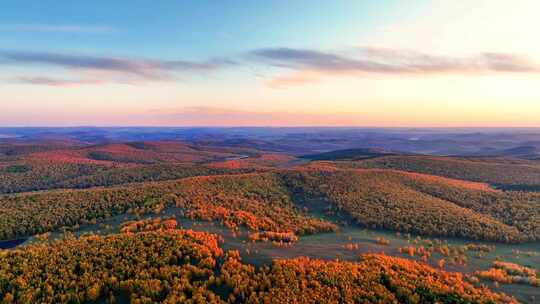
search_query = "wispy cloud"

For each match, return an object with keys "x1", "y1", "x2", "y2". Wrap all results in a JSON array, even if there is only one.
[
  {"x1": 1, "y1": 50, "x2": 236, "y2": 85},
  {"x1": 4, "y1": 46, "x2": 540, "y2": 87},
  {"x1": 0, "y1": 23, "x2": 114, "y2": 33},
  {"x1": 14, "y1": 76, "x2": 104, "y2": 87},
  {"x1": 250, "y1": 47, "x2": 540, "y2": 87},
  {"x1": 1, "y1": 50, "x2": 233, "y2": 76}
]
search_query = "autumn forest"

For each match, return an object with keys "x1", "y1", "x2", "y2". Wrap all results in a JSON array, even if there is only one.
[{"x1": 1, "y1": 129, "x2": 539, "y2": 303}]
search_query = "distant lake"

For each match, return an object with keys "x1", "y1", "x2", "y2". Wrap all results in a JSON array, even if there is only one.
[
  {"x1": 224, "y1": 155, "x2": 249, "y2": 161},
  {"x1": 0, "y1": 134, "x2": 20, "y2": 139},
  {"x1": 0, "y1": 238, "x2": 26, "y2": 249}
]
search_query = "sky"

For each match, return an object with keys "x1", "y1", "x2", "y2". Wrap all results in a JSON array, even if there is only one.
[{"x1": 1, "y1": 0, "x2": 540, "y2": 127}]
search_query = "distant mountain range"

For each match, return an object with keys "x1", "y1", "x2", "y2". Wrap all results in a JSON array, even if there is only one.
[{"x1": 2, "y1": 127, "x2": 540, "y2": 158}]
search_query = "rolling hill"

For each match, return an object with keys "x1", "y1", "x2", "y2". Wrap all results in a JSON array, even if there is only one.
[{"x1": 1, "y1": 166, "x2": 539, "y2": 243}]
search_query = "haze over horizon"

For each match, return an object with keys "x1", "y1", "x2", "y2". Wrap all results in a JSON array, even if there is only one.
[{"x1": 2, "y1": 1, "x2": 540, "y2": 127}]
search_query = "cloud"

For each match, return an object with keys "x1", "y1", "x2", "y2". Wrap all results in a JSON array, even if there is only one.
[
  {"x1": 14, "y1": 76, "x2": 104, "y2": 87},
  {"x1": 250, "y1": 47, "x2": 540, "y2": 86},
  {"x1": 481, "y1": 53, "x2": 539, "y2": 72},
  {"x1": 0, "y1": 50, "x2": 235, "y2": 85},
  {"x1": 0, "y1": 23, "x2": 114, "y2": 33},
  {"x1": 5, "y1": 46, "x2": 540, "y2": 87},
  {"x1": 1, "y1": 50, "x2": 232, "y2": 76}
]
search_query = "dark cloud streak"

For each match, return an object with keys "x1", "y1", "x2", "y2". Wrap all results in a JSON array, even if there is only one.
[
  {"x1": 250, "y1": 47, "x2": 540, "y2": 75},
  {"x1": 0, "y1": 50, "x2": 235, "y2": 81}
]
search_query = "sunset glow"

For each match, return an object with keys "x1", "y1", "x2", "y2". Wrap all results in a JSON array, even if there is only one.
[{"x1": 1, "y1": 0, "x2": 539, "y2": 127}]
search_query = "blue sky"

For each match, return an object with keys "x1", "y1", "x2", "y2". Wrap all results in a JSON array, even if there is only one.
[
  {"x1": 1, "y1": 1, "x2": 540, "y2": 127},
  {"x1": 0, "y1": 1, "x2": 405, "y2": 59}
]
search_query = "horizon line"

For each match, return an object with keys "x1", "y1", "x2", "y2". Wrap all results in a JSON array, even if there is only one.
[{"x1": 2, "y1": 125, "x2": 540, "y2": 129}]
